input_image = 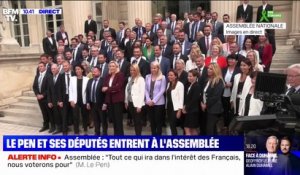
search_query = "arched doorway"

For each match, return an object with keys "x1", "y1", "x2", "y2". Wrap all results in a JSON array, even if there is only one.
[{"x1": 152, "y1": 0, "x2": 211, "y2": 20}]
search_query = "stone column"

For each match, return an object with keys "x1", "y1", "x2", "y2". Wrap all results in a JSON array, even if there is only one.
[
  {"x1": 25, "y1": 1, "x2": 43, "y2": 53},
  {"x1": 0, "y1": 0, "x2": 20, "y2": 52},
  {"x1": 211, "y1": 1, "x2": 240, "y2": 22},
  {"x1": 63, "y1": 1, "x2": 92, "y2": 37},
  {"x1": 289, "y1": 1, "x2": 300, "y2": 39},
  {"x1": 127, "y1": 1, "x2": 152, "y2": 28}
]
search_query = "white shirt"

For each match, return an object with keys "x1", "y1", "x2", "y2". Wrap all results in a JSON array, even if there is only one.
[
  {"x1": 90, "y1": 57, "x2": 97, "y2": 67},
  {"x1": 185, "y1": 60, "x2": 197, "y2": 72},
  {"x1": 263, "y1": 4, "x2": 267, "y2": 10},
  {"x1": 223, "y1": 69, "x2": 234, "y2": 97},
  {"x1": 109, "y1": 77, "x2": 114, "y2": 87},
  {"x1": 88, "y1": 19, "x2": 91, "y2": 25},
  {"x1": 38, "y1": 71, "x2": 46, "y2": 92},
  {"x1": 173, "y1": 53, "x2": 181, "y2": 68},
  {"x1": 155, "y1": 56, "x2": 162, "y2": 64},
  {"x1": 48, "y1": 37, "x2": 53, "y2": 45},
  {"x1": 53, "y1": 73, "x2": 59, "y2": 84},
  {"x1": 65, "y1": 71, "x2": 71, "y2": 94},
  {"x1": 203, "y1": 81, "x2": 210, "y2": 104},
  {"x1": 243, "y1": 3, "x2": 248, "y2": 11},
  {"x1": 131, "y1": 57, "x2": 142, "y2": 65}
]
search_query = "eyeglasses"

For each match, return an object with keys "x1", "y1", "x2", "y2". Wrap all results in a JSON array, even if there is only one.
[{"x1": 287, "y1": 74, "x2": 300, "y2": 78}]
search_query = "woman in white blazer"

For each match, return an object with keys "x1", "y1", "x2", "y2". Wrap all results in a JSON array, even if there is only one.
[
  {"x1": 125, "y1": 64, "x2": 145, "y2": 135},
  {"x1": 230, "y1": 58, "x2": 253, "y2": 116},
  {"x1": 239, "y1": 71, "x2": 263, "y2": 116},
  {"x1": 69, "y1": 65, "x2": 89, "y2": 135},
  {"x1": 166, "y1": 70, "x2": 184, "y2": 135}
]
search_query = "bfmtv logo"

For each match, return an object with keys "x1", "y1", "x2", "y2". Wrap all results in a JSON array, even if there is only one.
[{"x1": 2, "y1": 9, "x2": 19, "y2": 22}]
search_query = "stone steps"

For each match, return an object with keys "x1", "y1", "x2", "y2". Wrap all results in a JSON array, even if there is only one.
[
  {"x1": 0, "y1": 91, "x2": 175, "y2": 135},
  {"x1": 270, "y1": 44, "x2": 300, "y2": 73}
]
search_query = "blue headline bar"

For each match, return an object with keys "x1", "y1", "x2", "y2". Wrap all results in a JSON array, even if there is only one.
[{"x1": 3, "y1": 135, "x2": 244, "y2": 151}]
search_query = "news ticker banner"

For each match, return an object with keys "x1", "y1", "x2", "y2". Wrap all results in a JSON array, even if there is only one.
[{"x1": 1, "y1": 136, "x2": 244, "y2": 175}]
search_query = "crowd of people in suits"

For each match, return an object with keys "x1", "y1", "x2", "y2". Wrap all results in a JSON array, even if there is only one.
[{"x1": 36, "y1": 0, "x2": 293, "y2": 136}]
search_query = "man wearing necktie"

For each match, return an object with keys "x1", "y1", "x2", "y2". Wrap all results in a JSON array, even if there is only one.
[
  {"x1": 286, "y1": 64, "x2": 300, "y2": 95},
  {"x1": 89, "y1": 47, "x2": 99, "y2": 68},
  {"x1": 86, "y1": 67, "x2": 106, "y2": 135},
  {"x1": 33, "y1": 62, "x2": 52, "y2": 133},
  {"x1": 170, "y1": 14, "x2": 177, "y2": 34},
  {"x1": 47, "y1": 64, "x2": 63, "y2": 134}
]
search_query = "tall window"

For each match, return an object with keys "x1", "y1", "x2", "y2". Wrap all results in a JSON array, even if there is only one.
[
  {"x1": 92, "y1": 1, "x2": 103, "y2": 38},
  {"x1": 11, "y1": 0, "x2": 30, "y2": 47},
  {"x1": 43, "y1": 0, "x2": 63, "y2": 35}
]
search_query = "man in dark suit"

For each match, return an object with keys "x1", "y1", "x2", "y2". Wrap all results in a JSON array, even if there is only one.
[
  {"x1": 168, "y1": 14, "x2": 177, "y2": 34},
  {"x1": 191, "y1": 12, "x2": 206, "y2": 42},
  {"x1": 56, "y1": 25, "x2": 69, "y2": 50},
  {"x1": 161, "y1": 21, "x2": 172, "y2": 43},
  {"x1": 99, "y1": 20, "x2": 116, "y2": 41},
  {"x1": 116, "y1": 49, "x2": 130, "y2": 82},
  {"x1": 70, "y1": 38, "x2": 83, "y2": 65},
  {"x1": 116, "y1": 21, "x2": 126, "y2": 45},
  {"x1": 236, "y1": 0, "x2": 253, "y2": 22},
  {"x1": 198, "y1": 25, "x2": 214, "y2": 56},
  {"x1": 256, "y1": 0, "x2": 273, "y2": 23},
  {"x1": 36, "y1": 54, "x2": 52, "y2": 75},
  {"x1": 152, "y1": 28, "x2": 164, "y2": 46},
  {"x1": 177, "y1": 30, "x2": 191, "y2": 56},
  {"x1": 280, "y1": 137, "x2": 300, "y2": 175},
  {"x1": 145, "y1": 23, "x2": 155, "y2": 42},
  {"x1": 47, "y1": 64, "x2": 63, "y2": 134},
  {"x1": 133, "y1": 20, "x2": 146, "y2": 40},
  {"x1": 86, "y1": 67, "x2": 106, "y2": 135},
  {"x1": 194, "y1": 55, "x2": 208, "y2": 135},
  {"x1": 151, "y1": 16, "x2": 160, "y2": 34},
  {"x1": 286, "y1": 64, "x2": 300, "y2": 95},
  {"x1": 64, "y1": 50, "x2": 77, "y2": 70},
  {"x1": 184, "y1": 12, "x2": 194, "y2": 42},
  {"x1": 88, "y1": 46, "x2": 99, "y2": 68},
  {"x1": 153, "y1": 45, "x2": 170, "y2": 77},
  {"x1": 101, "y1": 36, "x2": 114, "y2": 61},
  {"x1": 97, "y1": 53, "x2": 109, "y2": 78},
  {"x1": 228, "y1": 42, "x2": 246, "y2": 66},
  {"x1": 160, "y1": 35, "x2": 173, "y2": 59},
  {"x1": 59, "y1": 61, "x2": 75, "y2": 135},
  {"x1": 211, "y1": 12, "x2": 225, "y2": 43},
  {"x1": 33, "y1": 62, "x2": 53, "y2": 132},
  {"x1": 43, "y1": 30, "x2": 57, "y2": 59},
  {"x1": 170, "y1": 43, "x2": 188, "y2": 69},
  {"x1": 131, "y1": 47, "x2": 150, "y2": 78},
  {"x1": 256, "y1": 0, "x2": 276, "y2": 55},
  {"x1": 124, "y1": 31, "x2": 137, "y2": 62},
  {"x1": 84, "y1": 14, "x2": 97, "y2": 36}
]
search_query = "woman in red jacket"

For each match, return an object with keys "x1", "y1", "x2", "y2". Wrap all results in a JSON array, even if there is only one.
[
  {"x1": 205, "y1": 45, "x2": 227, "y2": 69},
  {"x1": 255, "y1": 33, "x2": 273, "y2": 72},
  {"x1": 102, "y1": 61, "x2": 125, "y2": 135}
]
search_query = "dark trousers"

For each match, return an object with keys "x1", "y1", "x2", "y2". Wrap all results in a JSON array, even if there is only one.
[
  {"x1": 108, "y1": 102, "x2": 124, "y2": 135},
  {"x1": 91, "y1": 103, "x2": 107, "y2": 135},
  {"x1": 167, "y1": 109, "x2": 178, "y2": 135},
  {"x1": 222, "y1": 96, "x2": 232, "y2": 127},
  {"x1": 128, "y1": 102, "x2": 143, "y2": 135},
  {"x1": 62, "y1": 95, "x2": 72, "y2": 132},
  {"x1": 53, "y1": 105, "x2": 62, "y2": 131},
  {"x1": 199, "y1": 109, "x2": 206, "y2": 135},
  {"x1": 206, "y1": 113, "x2": 221, "y2": 135},
  {"x1": 38, "y1": 99, "x2": 53, "y2": 128},
  {"x1": 148, "y1": 105, "x2": 165, "y2": 135},
  {"x1": 72, "y1": 103, "x2": 88, "y2": 134}
]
